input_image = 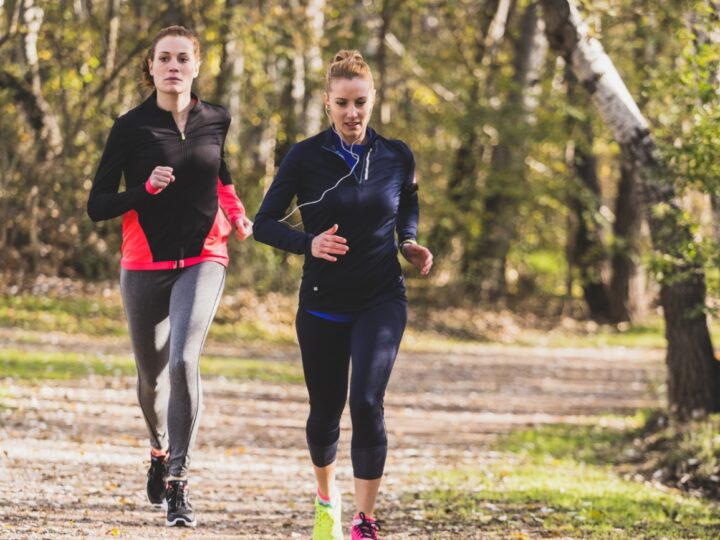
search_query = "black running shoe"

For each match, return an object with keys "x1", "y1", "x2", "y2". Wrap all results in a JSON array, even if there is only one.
[
  {"x1": 146, "y1": 453, "x2": 167, "y2": 507},
  {"x1": 165, "y1": 480, "x2": 197, "y2": 528}
]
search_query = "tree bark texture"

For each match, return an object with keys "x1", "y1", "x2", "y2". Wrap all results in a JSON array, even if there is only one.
[
  {"x1": 541, "y1": 0, "x2": 720, "y2": 417},
  {"x1": 609, "y1": 148, "x2": 644, "y2": 322}
]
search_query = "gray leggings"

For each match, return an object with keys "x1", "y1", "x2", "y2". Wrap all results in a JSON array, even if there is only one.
[{"x1": 120, "y1": 262, "x2": 225, "y2": 478}]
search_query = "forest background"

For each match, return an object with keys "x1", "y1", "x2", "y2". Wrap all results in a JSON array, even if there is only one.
[
  {"x1": 5, "y1": 0, "x2": 720, "y2": 410},
  {"x1": 2, "y1": 0, "x2": 718, "y2": 317},
  {"x1": 3, "y1": 1, "x2": 720, "y2": 537}
]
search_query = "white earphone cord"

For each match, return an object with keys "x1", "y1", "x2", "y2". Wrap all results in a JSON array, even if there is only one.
[{"x1": 278, "y1": 124, "x2": 364, "y2": 227}]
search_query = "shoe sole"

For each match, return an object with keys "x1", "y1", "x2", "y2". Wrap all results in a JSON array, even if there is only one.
[
  {"x1": 166, "y1": 515, "x2": 197, "y2": 528},
  {"x1": 147, "y1": 492, "x2": 167, "y2": 508}
]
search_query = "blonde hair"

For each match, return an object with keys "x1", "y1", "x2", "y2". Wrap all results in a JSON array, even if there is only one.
[
  {"x1": 141, "y1": 25, "x2": 201, "y2": 88},
  {"x1": 325, "y1": 49, "x2": 374, "y2": 92}
]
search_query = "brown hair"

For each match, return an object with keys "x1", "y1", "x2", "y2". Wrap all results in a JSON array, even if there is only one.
[
  {"x1": 325, "y1": 49, "x2": 374, "y2": 92},
  {"x1": 141, "y1": 25, "x2": 201, "y2": 88}
]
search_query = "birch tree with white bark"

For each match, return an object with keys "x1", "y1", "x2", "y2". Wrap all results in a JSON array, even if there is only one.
[{"x1": 541, "y1": 0, "x2": 720, "y2": 417}]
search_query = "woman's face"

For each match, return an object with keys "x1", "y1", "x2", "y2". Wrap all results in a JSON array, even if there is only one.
[
  {"x1": 148, "y1": 35, "x2": 199, "y2": 96},
  {"x1": 324, "y1": 77, "x2": 375, "y2": 145}
]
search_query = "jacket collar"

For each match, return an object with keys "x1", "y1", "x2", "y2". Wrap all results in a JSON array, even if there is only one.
[{"x1": 141, "y1": 91, "x2": 204, "y2": 116}]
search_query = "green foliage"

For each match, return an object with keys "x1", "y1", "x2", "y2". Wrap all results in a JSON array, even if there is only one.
[
  {"x1": 1, "y1": 0, "x2": 719, "y2": 307},
  {"x1": 0, "y1": 295, "x2": 126, "y2": 336},
  {"x1": 405, "y1": 415, "x2": 720, "y2": 538},
  {"x1": 497, "y1": 413, "x2": 651, "y2": 462},
  {"x1": 0, "y1": 348, "x2": 303, "y2": 384},
  {"x1": 415, "y1": 462, "x2": 720, "y2": 538},
  {"x1": 0, "y1": 291, "x2": 297, "y2": 344}
]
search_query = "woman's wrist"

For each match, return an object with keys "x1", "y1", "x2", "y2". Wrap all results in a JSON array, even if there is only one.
[{"x1": 399, "y1": 238, "x2": 417, "y2": 253}]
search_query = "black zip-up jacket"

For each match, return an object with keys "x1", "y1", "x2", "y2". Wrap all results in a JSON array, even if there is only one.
[
  {"x1": 87, "y1": 92, "x2": 241, "y2": 269},
  {"x1": 253, "y1": 127, "x2": 419, "y2": 312}
]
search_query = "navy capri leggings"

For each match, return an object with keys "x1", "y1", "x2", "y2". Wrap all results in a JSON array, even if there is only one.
[{"x1": 295, "y1": 296, "x2": 407, "y2": 480}]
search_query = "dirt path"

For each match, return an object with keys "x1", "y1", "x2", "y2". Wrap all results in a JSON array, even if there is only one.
[{"x1": 0, "y1": 338, "x2": 664, "y2": 539}]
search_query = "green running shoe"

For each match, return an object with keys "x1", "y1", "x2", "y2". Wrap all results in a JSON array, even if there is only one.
[{"x1": 313, "y1": 489, "x2": 343, "y2": 540}]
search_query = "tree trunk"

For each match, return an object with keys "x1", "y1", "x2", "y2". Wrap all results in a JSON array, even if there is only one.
[
  {"x1": 0, "y1": 0, "x2": 22, "y2": 49},
  {"x1": 23, "y1": 2, "x2": 62, "y2": 160},
  {"x1": 609, "y1": 148, "x2": 643, "y2": 322},
  {"x1": 564, "y1": 68, "x2": 613, "y2": 320},
  {"x1": 426, "y1": 0, "x2": 499, "y2": 264},
  {"x1": 303, "y1": 0, "x2": 325, "y2": 136},
  {"x1": 104, "y1": 0, "x2": 120, "y2": 78},
  {"x1": 469, "y1": 2, "x2": 547, "y2": 299},
  {"x1": 374, "y1": 0, "x2": 395, "y2": 126},
  {"x1": 566, "y1": 138, "x2": 613, "y2": 319},
  {"x1": 290, "y1": 0, "x2": 306, "y2": 129},
  {"x1": 541, "y1": 0, "x2": 720, "y2": 417}
]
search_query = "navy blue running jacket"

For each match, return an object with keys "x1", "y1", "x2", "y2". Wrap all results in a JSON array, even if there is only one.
[{"x1": 253, "y1": 127, "x2": 419, "y2": 313}]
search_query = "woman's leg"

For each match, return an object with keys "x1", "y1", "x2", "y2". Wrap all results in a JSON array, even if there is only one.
[
  {"x1": 165, "y1": 262, "x2": 226, "y2": 479},
  {"x1": 348, "y1": 297, "x2": 407, "y2": 517},
  {"x1": 120, "y1": 268, "x2": 174, "y2": 453},
  {"x1": 295, "y1": 309, "x2": 352, "y2": 496}
]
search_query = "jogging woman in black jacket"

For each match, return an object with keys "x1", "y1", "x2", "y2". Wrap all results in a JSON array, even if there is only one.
[
  {"x1": 88, "y1": 25, "x2": 252, "y2": 529},
  {"x1": 254, "y1": 50, "x2": 432, "y2": 540}
]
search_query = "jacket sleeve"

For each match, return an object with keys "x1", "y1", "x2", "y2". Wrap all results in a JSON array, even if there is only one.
[
  {"x1": 396, "y1": 142, "x2": 419, "y2": 243},
  {"x1": 252, "y1": 145, "x2": 315, "y2": 255},
  {"x1": 87, "y1": 116, "x2": 151, "y2": 222},
  {"x1": 216, "y1": 114, "x2": 246, "y2": 222},
  {"x1": 218, "y1": 179, "x2": 246, "y2": 222}
]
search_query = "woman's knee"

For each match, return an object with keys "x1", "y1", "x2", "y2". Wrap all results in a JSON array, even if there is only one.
[{"x1": 349, "y1": 395, "x2": 384, "y2": 424}]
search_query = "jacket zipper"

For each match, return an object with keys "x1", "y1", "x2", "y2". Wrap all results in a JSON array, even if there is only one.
[
  {"x1": 176, "y1": 130, "x2": 187, "y2": 267},
  {"x1": 361, "y1": 148, "x2": 372, "y2": 183}
]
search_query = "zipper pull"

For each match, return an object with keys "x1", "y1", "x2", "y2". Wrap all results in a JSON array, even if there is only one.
[{"x1": 180, "y1": 132, "x2": 186, "y2": 141}]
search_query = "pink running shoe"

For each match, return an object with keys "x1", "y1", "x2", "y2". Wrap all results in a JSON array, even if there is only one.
[{"x1": 350, "y1": 512, "x2": 379, "y2": 539}]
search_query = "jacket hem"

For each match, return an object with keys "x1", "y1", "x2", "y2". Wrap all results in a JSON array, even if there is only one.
[{"x1": 121, "y1": 254, "x2": 229, "y2": 271}]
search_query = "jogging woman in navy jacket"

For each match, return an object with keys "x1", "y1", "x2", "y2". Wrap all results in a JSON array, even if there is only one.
[
  {"x1": 254, "y1": 50, "x2": 433, "y2": 540},
  {"x1": 87, "y1": 25, "x2": 252, "y2": 529}
]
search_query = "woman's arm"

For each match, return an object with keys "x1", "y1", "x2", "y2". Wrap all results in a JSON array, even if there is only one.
[
  {"x1": 396, "y1": 143, "x2": 419, "y2": 245},
  {"x1": 396, "y1": 144, "x2": 432, "y2": 275},
  {"x1": 87, "y1": 117, "x2": 151, "y2": 222},
  {"x1": 217, "y1": 149, "x2": 253, "y2": 239},
  {"x1": 253, "y1": 146, "x2": 315, "y2": 255}
]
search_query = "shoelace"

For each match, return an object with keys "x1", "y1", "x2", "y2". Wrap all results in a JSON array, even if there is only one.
[
  {"x1": 354, "y1": 512, "x2": 380, "y2": 539},
  {"x1": 167, "y1": 482, "x2": 191, "y2": 510}
]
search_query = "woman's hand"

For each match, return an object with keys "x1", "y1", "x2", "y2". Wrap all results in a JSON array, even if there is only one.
[
  {"x1": 148, "y1": 166, "x2": 175, "y2": 192},
  {"x1": 401, "y1": 242, "x2": 433, "y2": 276},
  {"x1": 233, "y1": 216, "x2": 254, "y2": 240},
  {"x1": 311, "y1": 224, "x2": 349, "y2": 262}
]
